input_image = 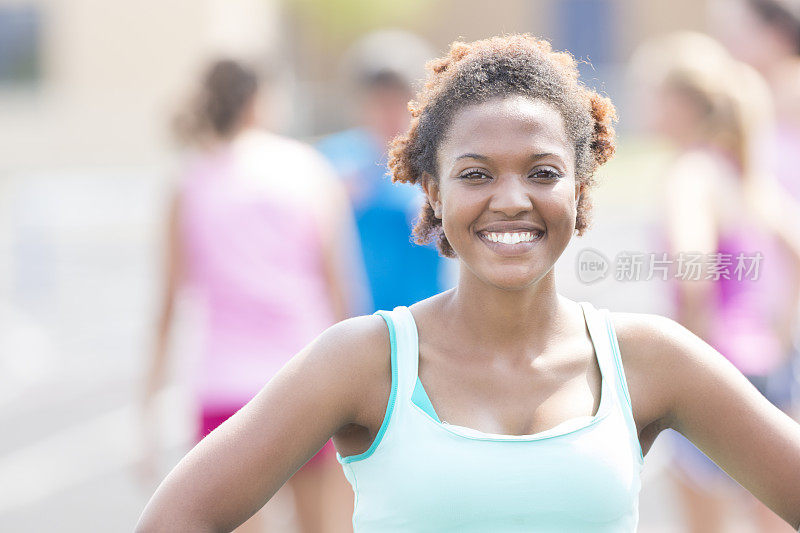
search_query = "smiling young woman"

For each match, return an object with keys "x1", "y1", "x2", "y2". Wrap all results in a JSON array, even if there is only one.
[{"x1": 136, "y1": 35, "x2": 800, "y2": 532}]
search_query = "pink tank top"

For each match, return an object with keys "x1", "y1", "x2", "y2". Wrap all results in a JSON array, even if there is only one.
[
  {"x1": 178, "y1": 130, "x2": 337, "y2": 407},
  {"x1": 705, "y1": 223, "x2": 788, "y2": 375}
]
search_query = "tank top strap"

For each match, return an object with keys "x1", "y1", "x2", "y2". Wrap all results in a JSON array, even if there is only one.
[
  {"x1": 600, "y1": 307, "x2": 635, "y2": 414},
  {"x1": 391, "y1": 305, "x2": 420, "y2": 402},
  {"x1": 578, "y1": 301, "x2": 618, "y2": 391},
  {"x1": 373, "y1": 306, "x2": 419, "y2": 405},
  {"x1": 580, "y1": 301, "x2": 644, "y2": 464}
]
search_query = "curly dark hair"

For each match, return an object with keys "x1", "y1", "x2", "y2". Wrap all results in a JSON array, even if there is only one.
[{"x1": 388, "y1": 34, "x2": 617, "y2": 258}]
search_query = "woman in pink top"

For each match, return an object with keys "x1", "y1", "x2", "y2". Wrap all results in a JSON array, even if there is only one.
[{"x1": 142, "y1": 59, "x2": 358, "y2": 532}]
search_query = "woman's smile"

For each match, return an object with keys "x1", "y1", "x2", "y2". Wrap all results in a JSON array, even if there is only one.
[{"x1": 476, "y1": 228, "x2": 546, "y2": 257}]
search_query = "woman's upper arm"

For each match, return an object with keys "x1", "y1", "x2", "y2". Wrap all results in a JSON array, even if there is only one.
[
  {"x1": 653, "y1": 315, "x2": 800, "y2": 528},
  {"x1": 136, "y1": 314, "x2": 389, "y2": 532}
]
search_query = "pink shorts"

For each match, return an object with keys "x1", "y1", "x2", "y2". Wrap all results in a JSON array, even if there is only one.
[{"x1": 198, "y1": 406, "x2": 336, "y2": 468}]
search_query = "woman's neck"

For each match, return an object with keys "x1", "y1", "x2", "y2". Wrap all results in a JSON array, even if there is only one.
[{"x1": 440, "y1": 267, "x2": 570, "y2": 362}]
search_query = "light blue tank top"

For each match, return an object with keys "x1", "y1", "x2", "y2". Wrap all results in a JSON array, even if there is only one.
[{"x1": 336, "y1": 301, "x2": 644, "y2": 531}]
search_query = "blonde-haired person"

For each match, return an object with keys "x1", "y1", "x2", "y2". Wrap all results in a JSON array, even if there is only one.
[
  {"x1": 141, "y1": 59, "x2": 358, "y2": 532},
  {"x1": 138, "y1": 36, "x2": 800, "y2": 532},
  {"x1": 631, "y1": 32, "x2": 800, "y2": 532}
]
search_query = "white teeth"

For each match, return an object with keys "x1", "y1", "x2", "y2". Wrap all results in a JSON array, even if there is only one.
[{"x1": 482, "y1": 231, "x2": 541, "y2": 244}]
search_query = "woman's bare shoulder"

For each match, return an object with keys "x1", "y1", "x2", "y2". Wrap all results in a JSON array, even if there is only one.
[
  {"x1": 316, "y1": 314, "x2": 388, "y2": 350},
  {"x1": 606, "y1": 311, "x2": 688, "y2": 432},
  {"x1": 306, "y1": 314, "x2": 392, "y2": 425},
  {"x1": 311, "y1": 314, "x2": 390, "y2": 377},
  {"x1": 608, "y1": 310, "x2": 682, "y2": 354}
]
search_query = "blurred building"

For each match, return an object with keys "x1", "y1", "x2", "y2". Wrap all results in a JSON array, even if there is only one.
[{"x1": 0, "y1": 0, "x2": 282, "y2": 172}]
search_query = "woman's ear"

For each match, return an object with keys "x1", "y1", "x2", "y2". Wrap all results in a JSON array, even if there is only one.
[
  {"x1": 422, "y1": 173, "x2": 442, "y2": 219},
  {"x1": 575, "y1": 182, "x2": 584, "y2": 203}
]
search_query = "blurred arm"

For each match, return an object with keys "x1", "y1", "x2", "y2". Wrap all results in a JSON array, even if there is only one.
[
  {"x1": 143, "y1": 190, "x2": 183, "y2": 407},
  {"x1": 746, "y1": 176, "x2": 800, "y2": 353},
  {"x1": 319, "y1": 177, "x2": 361, "y2": 321},
  {"x1": 663, "y1": 155, "x2": 718, "y2": 339}
]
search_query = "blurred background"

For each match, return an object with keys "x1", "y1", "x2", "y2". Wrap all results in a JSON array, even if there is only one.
[{"x1": 1, "y1": 0, "x2": 799, "y2": 531}]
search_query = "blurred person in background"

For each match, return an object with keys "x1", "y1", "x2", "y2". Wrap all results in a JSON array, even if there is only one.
[
  {"x1": 632, "y1": 32, "x2": 800, "y2": 532},
  {"x1": 141, "y1": 58, "x2": 356, "y2": 532},
  {"x1": 711, "y1": 0, "x2": 800, "y2": 200},
  {"x1": 317, "y1": 30, "x2": 451, "y2": 313}
]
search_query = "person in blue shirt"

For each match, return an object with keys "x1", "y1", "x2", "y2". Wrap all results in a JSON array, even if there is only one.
[{"x1": 317, "y1": 30, "x2": 451, "y2": 313}]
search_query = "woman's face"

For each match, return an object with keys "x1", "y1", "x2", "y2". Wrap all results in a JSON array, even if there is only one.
[{"x1": 424, "y1": 95, "x2": 581, "y2": 291}]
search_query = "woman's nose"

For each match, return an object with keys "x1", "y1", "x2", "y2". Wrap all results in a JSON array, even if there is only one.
[{"x1": 488, "y1": 176, "x2": 533, "y2": 217}]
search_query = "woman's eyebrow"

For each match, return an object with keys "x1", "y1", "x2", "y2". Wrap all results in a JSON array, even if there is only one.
[
  {"x1": 454, "y1": 152, "x2": 564, "y2": 162},
  {"x1": 530, "y1": 152, "x2": 559, "y2": 160},
  {"x1": 454, "y1": 153, "x2": 490, "y2": 162}
]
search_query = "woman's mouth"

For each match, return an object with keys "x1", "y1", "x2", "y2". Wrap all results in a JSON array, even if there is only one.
[{"x1": 477, "y1": 230, "x2": 545, "y2": 256}]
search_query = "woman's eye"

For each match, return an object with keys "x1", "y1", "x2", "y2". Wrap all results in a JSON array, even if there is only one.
[
  {"x1": 459, "y1": 171, "x2": 489, "y2": 181},
  {"x1": 530, "y1": 168, "x2": 562, "y2": 181}
]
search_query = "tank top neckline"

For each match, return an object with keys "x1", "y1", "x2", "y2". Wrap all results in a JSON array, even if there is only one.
[{"x1": 397, "y1": 302, "x2": 614, "y2": 442}]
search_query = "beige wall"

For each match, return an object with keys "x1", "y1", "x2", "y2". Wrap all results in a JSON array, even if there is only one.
[
  {"x1": 0, "y1": 0, "x2": 280, "y2": 172},
  {"x1": 623, "y1": 0, "x2": 707, "y2": 58}
]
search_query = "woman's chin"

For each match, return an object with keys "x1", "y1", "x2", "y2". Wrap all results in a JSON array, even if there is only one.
[{"x1": 478, "y1": 267, "x2": 548, "y2": 292}]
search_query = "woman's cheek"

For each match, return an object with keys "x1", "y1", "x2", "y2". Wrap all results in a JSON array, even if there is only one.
[{"x1": 540, "y1": 196, "x2": 574, "y2": 225}]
